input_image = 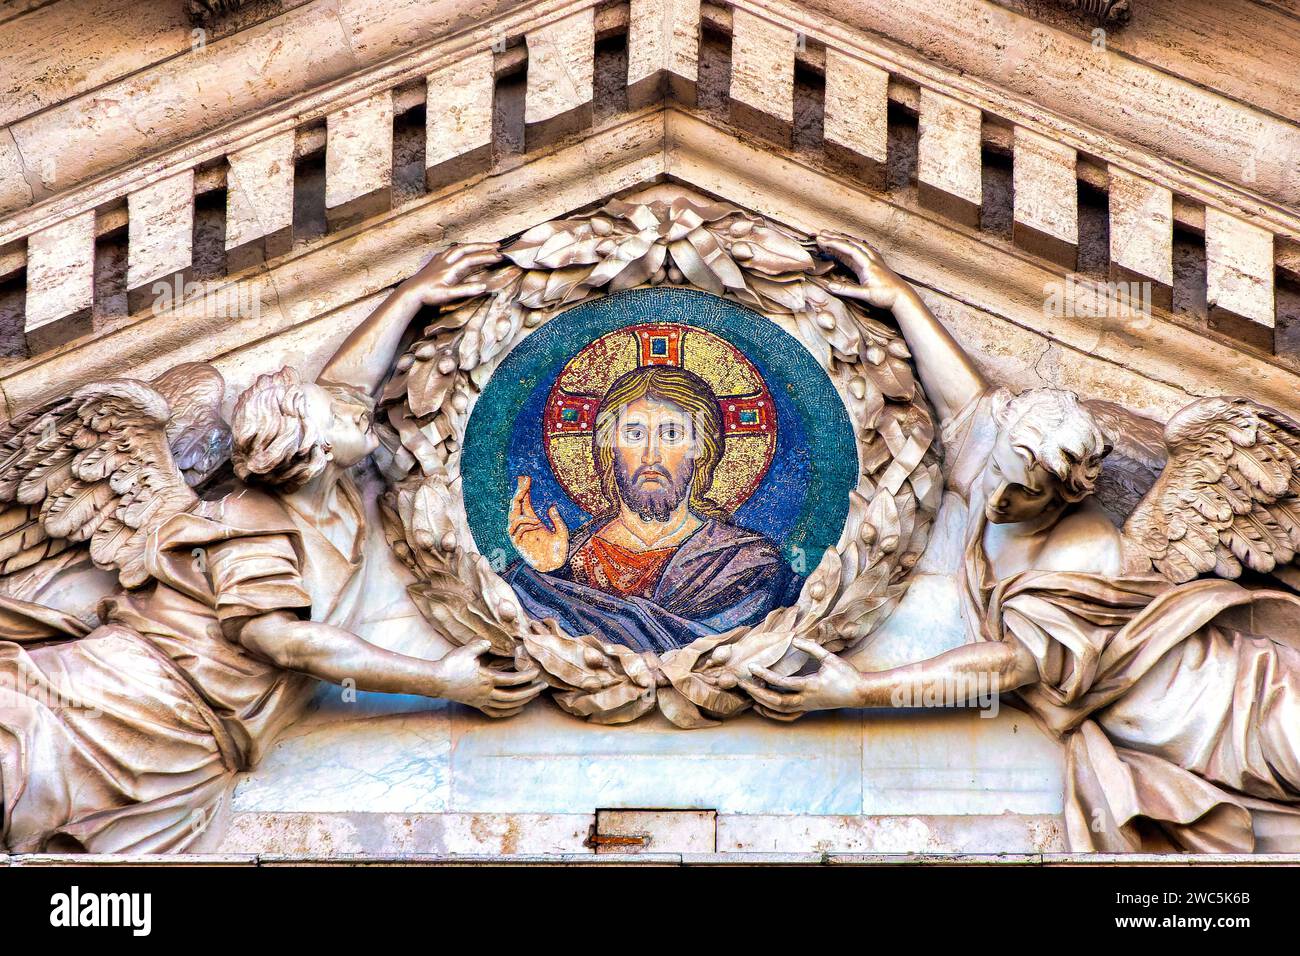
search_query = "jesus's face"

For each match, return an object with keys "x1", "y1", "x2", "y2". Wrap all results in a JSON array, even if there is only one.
[{"x1": 611, "y1": 396, "x2": 697, "y2": 522}]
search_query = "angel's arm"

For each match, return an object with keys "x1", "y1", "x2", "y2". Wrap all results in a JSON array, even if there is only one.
[
  {"x1": 317, "y1": 243, "x2": 503, "y2": 397},
  {"x1": 741, "y1": 637, "x2": 1039, "y2": 715},
  {"x1": 856, "y1": 640, "x2": 1040, "y2": 705},
  {"x1": 234, "y1": 611, "x2": 545, "y2": 716},
  {"x1": 816, "y1": 233, "x2": 987, "y2": 425}
]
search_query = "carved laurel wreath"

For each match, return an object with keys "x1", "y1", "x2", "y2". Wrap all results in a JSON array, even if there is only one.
[{"x1": 375, "y1": 197, "x2": 942, "y2": 727}]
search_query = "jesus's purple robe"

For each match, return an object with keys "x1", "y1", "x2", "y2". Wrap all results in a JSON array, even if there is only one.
[{"x1": 505, "y1": 518, "x2": 800, "y2": 653}]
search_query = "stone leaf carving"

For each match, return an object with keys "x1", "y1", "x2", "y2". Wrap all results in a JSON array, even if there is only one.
[
  {"x1": 378, "y1": 197, "x2": 943, "y2": 728},
  {"x1": 1048, "y1": 0, "x2": 1132, "y2": 25}
]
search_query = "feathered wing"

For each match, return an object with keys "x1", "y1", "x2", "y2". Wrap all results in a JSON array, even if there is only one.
[
  {"x1": 0, "y1": 364, "x2": 230, "y2": 592},
  {"x1": 150, "y1": 362, "x2": 233, "y2": 486},
  {"x1": 1084, "y1": 399, "x2": 1168, "y2": 527},
  {"x1": 1122, "y1": 397, "x2": 1300, "y2": 584},
  {"x1": 0, "y1": 379, "x2": 202, "y2": 589}
]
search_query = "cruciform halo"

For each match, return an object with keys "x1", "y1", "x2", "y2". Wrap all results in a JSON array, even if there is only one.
[{"x1": 543, "y1": 322, "x2": 777, "y2": 518}]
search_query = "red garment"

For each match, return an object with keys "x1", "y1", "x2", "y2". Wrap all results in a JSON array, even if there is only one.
[{"x1": 569, "y1": 535, "x2": 675, "y2": 599}]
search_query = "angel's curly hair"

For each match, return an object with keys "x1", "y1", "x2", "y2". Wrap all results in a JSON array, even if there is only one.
[
  {"x1": 992, "y1": 388, "x2": 1111, "y2": 503},
  {"x1": 231, "y1": 366, "x2": 370, "y2": 492}
]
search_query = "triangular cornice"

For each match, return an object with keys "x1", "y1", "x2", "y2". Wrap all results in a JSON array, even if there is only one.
[
  {"x1": 2, "y1": 106, "x2": 1294, "y2": 426},
  {"x1": 0, "y1": 0, "x2": 1295, "y2": 419}
]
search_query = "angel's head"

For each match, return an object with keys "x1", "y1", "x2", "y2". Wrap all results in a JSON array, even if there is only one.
[
  {"x1": 231, "y1": 366, "x2": 377, "y2": 491},
  {"x1": 984, "y1": 388, "x2": 1110, "y2": 524}
]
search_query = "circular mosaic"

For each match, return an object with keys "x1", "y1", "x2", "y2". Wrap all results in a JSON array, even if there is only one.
[{"x1": 461, "y1": 287, "x2": 859, "y2": 573}]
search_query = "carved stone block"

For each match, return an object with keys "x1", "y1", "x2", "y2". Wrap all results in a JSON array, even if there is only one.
[
  {"x1": 728, "y1": 9, "x2": 795, "y2": 147},
  {"x1": 425, "y1": 50, "x2": 496, "y2": 192},
  {"x1": 1205, "y1": 206, "x2": 1275, "y2": 351},
  {"x1": 917, "y1": 89, "x2": 982, "y2": 228},
  {"x1": 326, "y1": 91, "x2": 395, "y2": 231},
  {"x1": 126, "y1": 169, "x2": 195, "y2": 316},
  {"x1": 627, "y1": 0, "x2": 700, "y2": 109},
  {"x1": 24, "y1": 210, "x2": 95, "y2": 352},
  {"x1": 1108, "y1": 166, "x2": 1173, "y2": 311},
  {"x1": 226, "y1": 131, "x2": 295, "y2": 272},
  {"x1": 823, "y1": 49, "x2": 888, "y2": 191},
  {"x1": 524, "y1": 9, "x2": 595, "y2": 151},
  {"x1": 1012, "y1": 127, "x2": 1078, "y2": 269}
]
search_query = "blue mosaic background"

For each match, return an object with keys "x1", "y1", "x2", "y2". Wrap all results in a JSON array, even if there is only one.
[{"x1": 461, "y1": 288, "x2": 859, "y2": 570}]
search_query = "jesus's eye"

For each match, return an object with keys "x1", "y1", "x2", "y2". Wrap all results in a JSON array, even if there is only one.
[
  {"x1": 622, "y1": 425, "x2": 646, "y2": 444},
  {"x1": 660, "y1": 424, "x2": 684, "y2": 443}
]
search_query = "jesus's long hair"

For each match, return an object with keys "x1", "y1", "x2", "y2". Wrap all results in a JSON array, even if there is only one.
[{"x1": 592, "y1": 366, "x2": 728, "y2": 521}]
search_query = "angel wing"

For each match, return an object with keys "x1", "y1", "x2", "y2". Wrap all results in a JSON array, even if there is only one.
[
  {"x1": 1122, "y1": 397, "x2": 1300, "y2": 584},
  {"x1": 0, "y1": 367, "x2": 226, "y2": 589},
  {"x1": 1084, "y1": 399, "x2": 1168, "y2": 527},
  {"x1": 149, "y1": 362, "x2": 233, "y2": 486}
]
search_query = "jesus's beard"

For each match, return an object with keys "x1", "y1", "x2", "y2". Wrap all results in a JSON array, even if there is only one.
[{"x1": 615, "y1": 462, "x2": 693, "y2": 522}]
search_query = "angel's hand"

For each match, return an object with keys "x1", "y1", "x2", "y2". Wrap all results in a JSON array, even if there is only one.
[
  {"x1": 508, "y1": 476, "x2": 569, "y2": 572},
  {"x1": 428, "y1": 640, "x2": 548, "y2": 718},
  {"x1": 402, "y1": 242, "x2": 502, "y2": 308},
  {"x1": 816, "y1": 231, "x2": 910, "y2": 310},
  {"x1": 738, "y1": 638, "x2": 867, "y2": 717}
]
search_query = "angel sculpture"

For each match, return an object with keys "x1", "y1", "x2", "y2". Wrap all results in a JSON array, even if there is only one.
[
  {"x1": 0, "y1": 244, "x2": 545, "y2": 854},
  {"x1": 741, "y1": 231, "x2": 1300, "y2": 854}
]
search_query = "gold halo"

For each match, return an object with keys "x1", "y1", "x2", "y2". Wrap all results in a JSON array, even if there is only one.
[{"x1": 542, "y1": 323, "x2": 777, "y2": 517}]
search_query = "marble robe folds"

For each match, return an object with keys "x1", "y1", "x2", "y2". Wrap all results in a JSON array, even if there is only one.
[{"x1": 0, "y1": 486, "x2": 364, "y2": 854}]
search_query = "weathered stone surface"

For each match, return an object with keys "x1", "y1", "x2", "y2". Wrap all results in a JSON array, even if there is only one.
[
  {"x1": 218, "y1": 811, "x2": 594, "y2": 856},
  {"x1": 0, "y1": 131, "x2": 32, "y2": 214},
  {"x1": 3, "y1": 8, "x2": 355, "y2": 213},
  {"x1": 0, "y1": 0, "x2": 531, "y2": 215},
  {"x1": 326, "y1": 91, "x2": 395, "y2": 230},
  {"x1": 524, "y1": 8, "x2": 595, "y2": 148},
  {"x1": 24, "y1": 211, "x2": 95, "y2": 351},
  {"x1": 823, "y1": 48, "x2": 888, "y2": 188},
  {"x1": 718, "y1": 812, "x2": 1065, "y2": 853},
  {"x1": 1012, "y1": 127, "x2": 1077, "y2": 268},
  {"x1": 728, "y1": 8, "x2": 795, "y2": 146},
  {"x1": 225, "y1": 132, "x2": 295, "y2": 270},
  {"x1": 626, "y1": 0, "x2": 700, "y2": 108},
  {"x1": 917, "y1": 88, "x2": 982, "y2": 227},
  {"x1": 127, "y1": 169, "x2": 194, "y2": 313},
  {"x1": 593, "y1": 809, "x2": 716, "y2": 854},
  {"x1": 0, "y1": 0, "x2": 193, "y2": 128},
  {"x1": 999, "y1": 0, "x2": 1300, "y2": 127},
  {"x1": 1108, "y1": 166, "x2": 1173, "y2": 310},
  {"x1": 424, "y1": 50, "x2": 495, "y2": 191},
  {"x1": 215, "y1": 810, "x2": 1066, "y2": 855},
  {"x1": 798, "y1": 0, "x2": 1300, "y2": 206},
  {"x1": 1205, "y1": 206, "x2": 1275, "y2": 350}
]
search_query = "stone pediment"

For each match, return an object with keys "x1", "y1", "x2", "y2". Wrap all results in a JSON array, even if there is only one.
[{"x1": 2, "y1": 0, "x2": 1300, "y2": 861}]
